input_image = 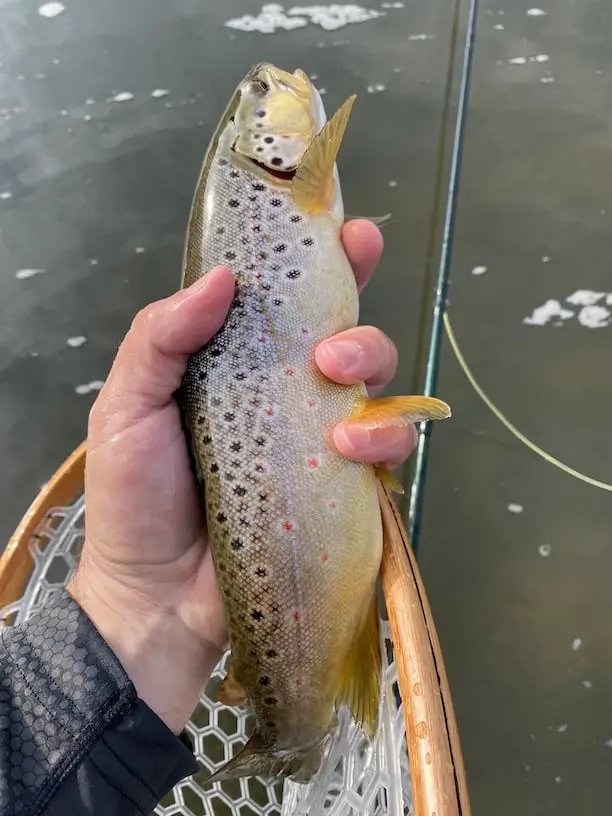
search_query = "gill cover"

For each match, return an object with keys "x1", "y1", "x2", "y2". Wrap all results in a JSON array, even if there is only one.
[{"x1": 233, "y1": 64, "x2": 319, "y2": 172}]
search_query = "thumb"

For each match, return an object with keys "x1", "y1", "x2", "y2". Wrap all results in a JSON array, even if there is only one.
[{"x1": 89, "y1": 265, "x2": 235, "y2": 438}]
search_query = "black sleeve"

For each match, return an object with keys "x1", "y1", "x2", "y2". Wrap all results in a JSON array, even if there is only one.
[{"x1": 0, "y1": 591, "x2": 199, "y2": 815}]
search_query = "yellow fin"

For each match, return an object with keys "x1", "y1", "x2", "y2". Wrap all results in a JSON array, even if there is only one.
[
  {"x1": 375, "y1": 464, "x2": 405, "y2": 495},
  {"x1": 347, "y1": 395, "x2": 452, "y2": 429},
  {"x1": 337, "y1": 592, "x2": 381, "y2": 738},
  {"x1": 217, "y1": 661, "x2": 248, "y2": 707},
  {"x1": 292, "y1": 94, "x2": 356, "y2": 213}
]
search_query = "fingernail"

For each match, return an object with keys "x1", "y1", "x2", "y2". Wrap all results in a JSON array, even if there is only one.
[
  {"x1": 320, "y1": 339, "x2": 363, "y2": 374},
  {"x1": 334, "y1": 423, "x2": 371, "y2": 454}
]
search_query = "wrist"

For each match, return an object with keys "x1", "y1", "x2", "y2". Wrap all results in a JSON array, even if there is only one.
[{"x1": 67, "y1": 562, "x2": 222, "y2": 735}]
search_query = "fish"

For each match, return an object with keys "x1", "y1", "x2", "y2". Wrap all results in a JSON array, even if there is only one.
[{"x1": 178, "y1": 62, "x2": 451, "y2": 784}]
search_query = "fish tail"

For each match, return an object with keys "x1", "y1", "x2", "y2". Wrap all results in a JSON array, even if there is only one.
[
  {"x1": 204, "y1": 730, "x2": 327, "y2": 785},
  {"x1": 337, "y1": 591, "x2": 382, "y2": 738}
]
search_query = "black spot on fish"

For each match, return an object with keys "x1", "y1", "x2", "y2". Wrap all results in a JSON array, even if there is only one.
[
  {"x1": 224, "y1": 412, "x2": 235, "y2": 422},
  {"x1": 253, "y1": 182, "x2": 266, "y2": 191},
  {"x1": 256, "y1": 147, "x2": 264, "y2": 153},
  {"x1": 210, "y1": 463, "x2": 219, "y2": 473},
  {"x1": 228, "y1": 199, "x2": 240, "y2": 208},
  {"x1": 231, "y1": 441, "x2": 242, "y2": 452},
  {"x1": 270, "y1": 198, "x2": 282, "y2": 207},
  {"x1": 235, "y1": 372, "x2": 246, "y2": 381},
  {"x1": 260, "y1": 676, "x2": 270, "y2": 686},
  {"x1": 255, "y1": 109, "x2": 266, "y2": 118},
  {"x1": 290, "y1": 214, "x2": 302, "y2": 223},
  {"x1": 266, "y1": 721, "x2": 276, "y2": 730},
  {"x1": 197, "y1": 416, "x2": 205, "y2": 425},
  {"x1": 234, "y1": 485, "x2": 247, "y2": 497},
  {"x1": 230, "y1": 460, "x2": 240, "y2": 469},
  {"x1": 302, "y1": 237, "x2": 314, "y2": 247},
  {"x1": 273, "y1": 243, "x2": 287, "y2": 253},
  {"x1": 273, "y1": 298, "x2": 283, "y2": 306},
  {"x1": 271, "y1": 157, "x2": 283, "y2": 167},
  {"x1": 264, "y1": 696, "x2": 277, "y2": 706},
  {"x1": 239, "y1": 518, "x2": 251, "y2": 527},
  {"x1": 255, "y1": 436, "x2": 266, "y2": 446},
  {"x1": 230, "y1": 169, "x2": 240, "y2": 178},
  {"x1": 210, "y1": 348, "x2": 222, "y2": 357},
  {"x1": 287, "y1": 269, "x2": 301, "y2": 279},
  {"x1": 198, "y1": 370, "x2": 207, "y2": 380},
  {"x1": 266, "y1": 649, "x2": 278, "y2": 659},
  {"x1": 225, "y1": 251, "x2": 236, "y2": 261},
  {"x1": 252, "y1": 609, "x2": 263, "y2": 621},
  {"x1": 218, "y1": 158, "x2": 228, "y2": 166},
  {"x1": 259, "y1": 493, "x2": 268, "y2": 502},
  {"x1": 258, "y1": 251, "x2": 268, "y2": 260},
  {"x1": 216, "y1": 512, "x2": 227, "y2": 524},
  {"x1": 202, "y1": 435, "x2": 212, "y2": 445},
  {"x1": 264, "y1": 136, "x2": 274, "y2": 144},
  {"x1": 216, "y1": 226, "x2": 225, "y2": 234},
  {"x1": 255, "y1": 567, "x2": 267, "y2": 577},
  {"x1": 231, "y1": 538, "x2": 243, "y2": 550}
]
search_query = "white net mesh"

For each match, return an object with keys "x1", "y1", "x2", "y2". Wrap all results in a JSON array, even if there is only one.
[{"x1": 1, "y1": 497, "x2": 413, "y2": 816}]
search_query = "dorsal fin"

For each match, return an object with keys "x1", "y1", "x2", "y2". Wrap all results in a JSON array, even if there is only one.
[{"x1": 292, "y1": 94, "x2": 356, "y2": 214}]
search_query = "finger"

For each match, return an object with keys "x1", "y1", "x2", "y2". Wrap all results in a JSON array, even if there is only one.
[
  {"x1": 315, "y1": 326, "x2": 398, "y2": 396},
  {"x1": 341, "y1": 220, "x2": 384, "y2": 292},
  {"x1": 90, "y1": 266, "x2": 235, "y2": 432},
  {"x1": 333, "y1": 423, "x2": 418, "y2": 468}
]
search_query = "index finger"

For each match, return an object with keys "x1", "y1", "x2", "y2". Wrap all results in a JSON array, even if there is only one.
[{"x1": 341, "y1": 219, "x2": 384, "y2": 293}]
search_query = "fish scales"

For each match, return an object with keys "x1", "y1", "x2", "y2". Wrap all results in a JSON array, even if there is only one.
[{"x1": 181, "y1": 120, "x2": 383, "y2": 750}]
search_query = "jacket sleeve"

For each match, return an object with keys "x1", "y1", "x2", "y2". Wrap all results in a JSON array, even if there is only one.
[{"x1": 0, "y1": 591, "x2": 199, "y2": 816}]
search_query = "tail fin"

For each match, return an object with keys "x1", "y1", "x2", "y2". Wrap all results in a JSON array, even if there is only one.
[
  {"x1": 337, "y1": 592, "x2": 382, "y2": 738},
  {"x1": 204, "y1": 730, "x2": 327, "y2": 785}
]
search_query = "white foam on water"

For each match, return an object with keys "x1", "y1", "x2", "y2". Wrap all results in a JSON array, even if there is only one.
[
  {"x1": 225, "y1": 4, "x2": 385, "y2": 34},
  {"x1": 578, "y1": 304, "x2": 610, "y2": 328},
  {"x1": 151, "y1": 89, "x2": 169, "y2": 98},
  {"x1": 388, "y1": 180, "x2": 397, "y2": 187},
  {"x1": 523, "y1": 299, "x2": 574, "y2": 326},
  {"x1": 0, "y1": 191, "x2": 12, "y2": 200},
  {"x1": 508, "y1": 503, "x2": 523, "y2": 513},
  {"x1": 367, "y1": 83, "x2": 385, "y2": 93},
  {"x1": 67, "y1": 336, "x2": 87, "y2": 348},
  {"x1": 16, "y1": 268, "x2": 46, "y2": 280},
  {"x1": 409, "y1": 33, "x2": 435, "y2": 40},
  {"x1": 494, "y1": 23, "x2": 504, "y2": 30},
  {"x1": 583, "y1": 680, "x2": 593, "y2": 689},
  {"x1": 557, "y1": 724, "x2": 568, "y2": 733},
  {"x1": 38, "y1": 2, "x2": 65, "y2": 18},
  {"x1": 566, "y1": 290, "x2": 606, "y2": 306},
  {"x1": 508, "y1": 57, "x2": 527, "y2": 65},
  {"x1": 135, "y1": 246, "x2": 146, "y2": 253},
  {"x1": 85, "y1": 98, "x2": 95, "y2": 105},
  {"x1": 471, "y1": 265, "x2": 488, "y2": 275},
  {"x1": 527, "y1": 7, "x2": 546, "y2": 15},
  {"x1": 75, "y1": 380, "x2": 104, "y2": 395},
  {"x1": 110, "y1": 91, "x2": 134, "y2": 103},
  {"x1": 572, "y1": 638, "x2": 582, "y2": 651},
  {"x1": 538, "y1": 544, "x2": 552, "y2": 557}
]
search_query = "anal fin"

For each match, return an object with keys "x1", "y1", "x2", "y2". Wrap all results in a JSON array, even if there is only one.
[
  {"x1": 217, "y1": 660, "x2": 248, "y2": 707},
  {"x1": 337, "y1": 592, "x2": 382, "y2": 738}
]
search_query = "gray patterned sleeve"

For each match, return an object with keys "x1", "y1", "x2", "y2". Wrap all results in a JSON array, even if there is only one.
[{"x1": 0, "y1": 591, "x2": 199, "y2": 815}]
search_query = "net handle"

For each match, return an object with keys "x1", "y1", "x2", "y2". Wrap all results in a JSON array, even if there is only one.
[
  {"x1": 0, "y1": 441, "x2": 87, "y2": 609},
  {"x1": 379, "y1": 481, "x2": 472, "y2": 816}
]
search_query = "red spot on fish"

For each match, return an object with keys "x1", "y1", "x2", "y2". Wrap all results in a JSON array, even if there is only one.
[
  {"x1": 301, "y1": 328, "x2": 308, "y2": 334},
  {"x1": 283, "y1": 521, "x2": 293, "y2": 531},
  {"x1": 285, "y1": 369, "x2": 294, "y2": 376},
  {"x1": 255, "y1": 272, "x2": 263, "y2": 279},
  {"x1": 293, "y1": 611, "x2": 301, "y2": 622},
  {"x1": 329, "y1": 500, "x2": 337, "y2": 509},
  {"x1": 265, "y1": 406, "x2": 275, "y2": 416},
  {"x1": 307, "y1": 457, "x2": 318, "y2": 468},
  {"x1": 322, "y1": 552, "x2": 329, "y2": 562},
  {"x1": 308, "y1": 400, "x2": 317, "y2": 408},
  {"x1": 295, "y1": 678, "x2": 302, "y2": 686},
  {"x1": 257, "y1": 336, "x2": 266, "y2": 343}
]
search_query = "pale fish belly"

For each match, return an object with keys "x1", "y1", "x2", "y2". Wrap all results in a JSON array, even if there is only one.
[{"x1": 181, "y1": 126, "x2": 383, "y2": 748}]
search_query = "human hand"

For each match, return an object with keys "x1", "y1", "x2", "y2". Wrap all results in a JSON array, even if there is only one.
[{"x1": 68, "y1": 220, "x2": 417, "y2": 735}]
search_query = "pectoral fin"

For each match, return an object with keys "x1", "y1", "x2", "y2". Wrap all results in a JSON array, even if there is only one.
[
  {"x1": 292, "y1": 95, "x2": 356, "y2": 214},
  {"x1": 347, "y1": 395, "x2": 452, "y2": 429},
  {"x1": 336, "y1": 592, "x2": 382, "y2": 738},
  {"x1": 375, "y1": 464, "x2": 405, "y2": 495},
  {"x1": 345, "y1": 213, "x2": 393, "y2": 228},
  {"x1": 217, "y1": 661, "x2": 248, "y2": 707}
]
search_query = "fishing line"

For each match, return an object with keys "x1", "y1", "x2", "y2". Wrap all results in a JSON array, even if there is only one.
[{"x1": 443, "y1": 313, "x2": 612, "y2": 492}]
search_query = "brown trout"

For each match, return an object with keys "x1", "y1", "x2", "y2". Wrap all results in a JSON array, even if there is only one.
[{"x1": 179, "y1": 63, "x2": 450, "y2": 783}]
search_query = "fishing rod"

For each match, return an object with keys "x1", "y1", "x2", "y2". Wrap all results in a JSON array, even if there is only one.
[{"x1": 403, "y1": 0, "x2": 481, "y2": 552}]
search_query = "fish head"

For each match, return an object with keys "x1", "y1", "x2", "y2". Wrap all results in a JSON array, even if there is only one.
[{"x1": 232, "y1": 63, "x2": 327, "y2": 175}]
